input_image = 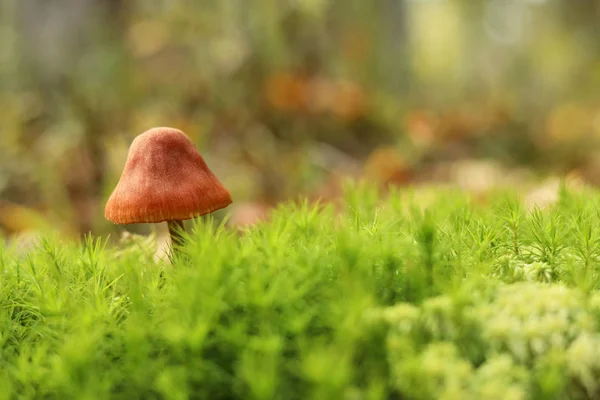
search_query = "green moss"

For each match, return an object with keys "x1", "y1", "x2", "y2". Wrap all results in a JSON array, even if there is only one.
[{"x1": 3, "y1": 185, "x2": 600, "y2": 399}]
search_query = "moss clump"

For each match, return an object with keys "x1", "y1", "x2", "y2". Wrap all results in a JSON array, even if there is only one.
[{"x1": 3, "y1": 186, "x2": 600, "y2": 399}]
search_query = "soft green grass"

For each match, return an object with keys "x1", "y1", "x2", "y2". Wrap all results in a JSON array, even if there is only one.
[{"x1": 3, "y1": 184, "x2": 600, "y2": 399}]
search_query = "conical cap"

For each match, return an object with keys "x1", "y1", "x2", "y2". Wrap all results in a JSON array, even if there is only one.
[{"x1": 105, "y1": 127, "x2": 232, "y2": 224}]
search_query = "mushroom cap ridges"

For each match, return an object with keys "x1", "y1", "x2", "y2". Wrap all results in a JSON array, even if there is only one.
[{"x1": 105, "y1": 127, "x2": 232, "y2": 224}]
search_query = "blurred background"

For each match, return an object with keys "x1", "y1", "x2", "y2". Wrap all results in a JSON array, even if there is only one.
[{"x1": 2, "y1": 0, "x2": 600, "y2": 240}]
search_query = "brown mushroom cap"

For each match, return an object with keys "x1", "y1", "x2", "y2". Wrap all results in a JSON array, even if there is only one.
[{"x1": 105, "y1": 127, "x2": 232, "y2": 224}]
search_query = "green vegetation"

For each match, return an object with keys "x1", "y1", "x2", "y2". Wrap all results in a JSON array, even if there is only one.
[{"x1": 3, "y1": 184, "x2": 600, "y2": 399}]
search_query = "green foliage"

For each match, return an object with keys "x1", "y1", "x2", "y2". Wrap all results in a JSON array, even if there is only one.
[{"x1": 4, "y1": 186, "x2": 600, "y2": 398}]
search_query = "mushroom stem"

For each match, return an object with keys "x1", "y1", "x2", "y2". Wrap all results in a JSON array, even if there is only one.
[{"x1": 167, "y1": 219, "x2": 186, "y2": 250}]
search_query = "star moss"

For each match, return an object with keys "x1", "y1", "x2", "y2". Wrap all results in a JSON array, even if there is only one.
[{"x1": 2, "y1": 184, "x2": 600, "y2": 399}]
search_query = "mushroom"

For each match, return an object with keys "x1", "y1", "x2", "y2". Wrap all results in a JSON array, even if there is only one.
[{"x1": 104, "y1": 127, "x2": 232, "y2": 252}]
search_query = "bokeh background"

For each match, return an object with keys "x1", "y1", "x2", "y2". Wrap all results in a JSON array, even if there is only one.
[{"x1": 2, "y1": 0, "x2": 600, "y2": 240}]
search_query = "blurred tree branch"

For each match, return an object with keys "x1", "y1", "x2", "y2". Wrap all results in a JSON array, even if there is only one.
[{"x1": 15, "y1": 0, "x2": 130, "y2": 236}]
